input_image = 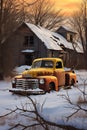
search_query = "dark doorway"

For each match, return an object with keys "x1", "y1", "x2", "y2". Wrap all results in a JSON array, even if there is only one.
[{"x1": 25, "y1": 54, "x2": 33, "y2": 65}]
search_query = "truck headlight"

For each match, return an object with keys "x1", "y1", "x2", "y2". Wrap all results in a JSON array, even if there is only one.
[
  {"x1": 12, "y1": 79, "x2": 15, "y2": 84},
  {"x1": 39, "y1": 79, "x2": 45, "y2": 84}
]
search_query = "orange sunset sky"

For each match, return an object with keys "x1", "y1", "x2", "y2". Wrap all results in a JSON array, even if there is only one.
[
  {"x1": 28, "y1": 0, "x2": 82, "y2": 16},
  {"x1": 50, "y1": 0, "x2": 82, "y2": 15}
]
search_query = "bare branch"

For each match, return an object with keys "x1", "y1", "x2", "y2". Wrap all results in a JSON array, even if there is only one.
[
  {"x1": 0, "y1": 108, "x2": 18, "y2": 118},
  {"x1": 0, "y1": 94, "x2": 86, "y2": 130},
  {"x1": 25, "y1": 0, "x2": 64, "y2": 30}
]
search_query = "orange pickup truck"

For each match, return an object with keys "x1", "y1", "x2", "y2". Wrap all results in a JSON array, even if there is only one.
[{"x1": 9, "y1": 58, "x2": 77, "y2": 95}]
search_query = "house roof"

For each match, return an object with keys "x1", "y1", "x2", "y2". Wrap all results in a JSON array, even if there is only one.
[
  {"x1": 58, "y1": 26, "x2": 77, "y2": 34},
  {"x1": 51, "y1": 32, "x2": 83, "y2": 53},
  {"x1": 73, "y1": 41, "x2": 84, "y2": 53},
  {"x1": 23, "y1": 22, "x2": 83, "y2": 53},
  {"x1": 25, "y1": 22, "x2": 62, "y2": 51}
]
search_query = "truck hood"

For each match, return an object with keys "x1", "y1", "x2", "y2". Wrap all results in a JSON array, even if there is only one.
[{"x1": 22, "y1": 68, "x2": 53, "y2": 78}]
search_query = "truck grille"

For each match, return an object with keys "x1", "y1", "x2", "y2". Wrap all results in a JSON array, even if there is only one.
[{"x1": 15, "y1": 78, "x2": 39, "y2": 90}]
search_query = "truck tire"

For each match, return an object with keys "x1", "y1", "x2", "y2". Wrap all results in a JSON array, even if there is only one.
[
  {"x1": 49, "y1": 82, "x2": 55, "y2": 91},
  {"x1": 65, "y1": 74, "x2": 71, "y2": 89},
  {"x1": 65, "y1": 74, "x2": 70, "y2": 86}
]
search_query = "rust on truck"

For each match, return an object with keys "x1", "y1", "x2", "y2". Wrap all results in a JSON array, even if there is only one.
[{"x1": 9, "y1": 58, "x2": 77, "y2": 95}]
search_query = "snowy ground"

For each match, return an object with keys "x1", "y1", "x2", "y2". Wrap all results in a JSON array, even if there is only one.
[{"x1": 0, "y1": 68, "x2": 87, "y2": 130}]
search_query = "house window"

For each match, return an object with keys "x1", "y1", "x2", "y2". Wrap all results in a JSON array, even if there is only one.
[
  {"x1": 24, "y1": 36, "x2": 34, "y2": 46},
  {"x1": 30, "y1": 36, "x2": 34, "y2": 45},
  {"x1": 24, "y1": 36, "x2": 29, "y2": 46}
]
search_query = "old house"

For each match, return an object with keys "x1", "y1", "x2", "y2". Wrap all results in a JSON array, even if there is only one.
[
  {"x1": 1, "y1": 23, "x2": 84, "y2": 75},
  {"x1": 1, "y1": 22, "x2": 62, "y2": 75}
]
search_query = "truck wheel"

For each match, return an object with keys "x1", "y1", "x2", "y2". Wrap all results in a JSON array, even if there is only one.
[
  {"x1": 65, "y1": 74, "x2": 69, "y2": 86},
  {"x1": 49, "y1": 82, "x2": 55, "y2": 91}
]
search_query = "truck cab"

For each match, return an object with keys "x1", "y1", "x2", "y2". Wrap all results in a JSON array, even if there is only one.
[{"x1": 10, "y1": 58, "x2": 77, "y2": 94}]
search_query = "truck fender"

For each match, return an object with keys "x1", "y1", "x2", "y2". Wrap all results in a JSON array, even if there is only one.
[
  {"x1": 45, "y1": 76, "x2": 58, "y2": 91},
  {"x1": 65, "y1": 73, "x2": 76, "y2": 86},
  {"x1": 38, "y1": 76, "x2": 58, "y2": 91}
]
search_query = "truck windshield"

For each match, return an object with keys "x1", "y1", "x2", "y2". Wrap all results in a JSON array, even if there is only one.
[{"x1": 32, "y1": 60, "x2": 54, "y2": 68}]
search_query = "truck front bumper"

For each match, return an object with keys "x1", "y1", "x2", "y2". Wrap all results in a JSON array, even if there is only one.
[
  {"x1": 9, "y1": 88, "x2": 45, "y2": 95},
  {"x1": 10, "y1": 78, "x2": 45, "y2": 95}
]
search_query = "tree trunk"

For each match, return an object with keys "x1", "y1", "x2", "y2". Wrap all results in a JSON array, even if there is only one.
[
  {"x1": 85, "y1": 25, "x2": 87, "y2": 68},
  {"x1": 0, "y1": 0, "x2": 4, "y2": 78}
]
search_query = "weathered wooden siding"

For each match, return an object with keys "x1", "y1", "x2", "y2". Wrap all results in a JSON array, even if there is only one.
[{"x1": 1, "y1": 24, "x2": 53, "y2": 75}]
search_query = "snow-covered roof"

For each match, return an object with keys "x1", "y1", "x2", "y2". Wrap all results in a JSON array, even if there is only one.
[
  {"x1": 52, "y1": 32, "x2": 83, "y2": 53},
  {"x1": 25, "y1": 23, "x2": 62, "y2": 51},
  {"x1": 52, "y1": 32, "x2": 74, "y2": 50},
  {"x1": 74, "y1": 41, "x2": 84, "y2": 53},
  {"x1": 24, "y1": 22, "x2": 83, "y2": 53},
  {"x1": 39, "y1": 25, "x2": 83, "y2": 53}
]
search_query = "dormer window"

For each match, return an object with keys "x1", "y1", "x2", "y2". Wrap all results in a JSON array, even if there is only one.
[
  {"x1": 67, "y1": 33, "x2": 73, "y2": 42},
  {"x1": 70, "y1": 34, "x2": 73, "y2": 42}
]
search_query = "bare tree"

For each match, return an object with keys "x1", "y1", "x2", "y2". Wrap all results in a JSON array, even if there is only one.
[
  {"x1": 69, "y1": 0, "x2": 87, "y2": 67},
  {"x1": 18, "y1": 0, "x2": 38, "y2": 22},
  {"x1": 0, "y1": 0, "x2": 38, "y2": 77},
  {"x1": 0, "y1": 0, "x2": 4, "y2": 77},
  {"x1": 0, "y1": 95, "x2": 84, "y2": 130},
  {"x1": 62, "y1": 86, "x2": 87, "y2": 123},
  {"x1": 0, "y1": 0, "x2": 25, "y2": 43},
  {"x1": 0, "y1": 0, "x2": 3, "y2": 41},
  {"x1": 0, "y1": 0, "x2": 23, "y2": 77},
  {"x1": 25, "y1": 0, "x2": 64, "y2": 31}
]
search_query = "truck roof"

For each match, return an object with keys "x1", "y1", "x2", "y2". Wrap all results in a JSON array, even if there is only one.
[{"x1": 33, "y1": 57, "x2": 63, "y2": 63}]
